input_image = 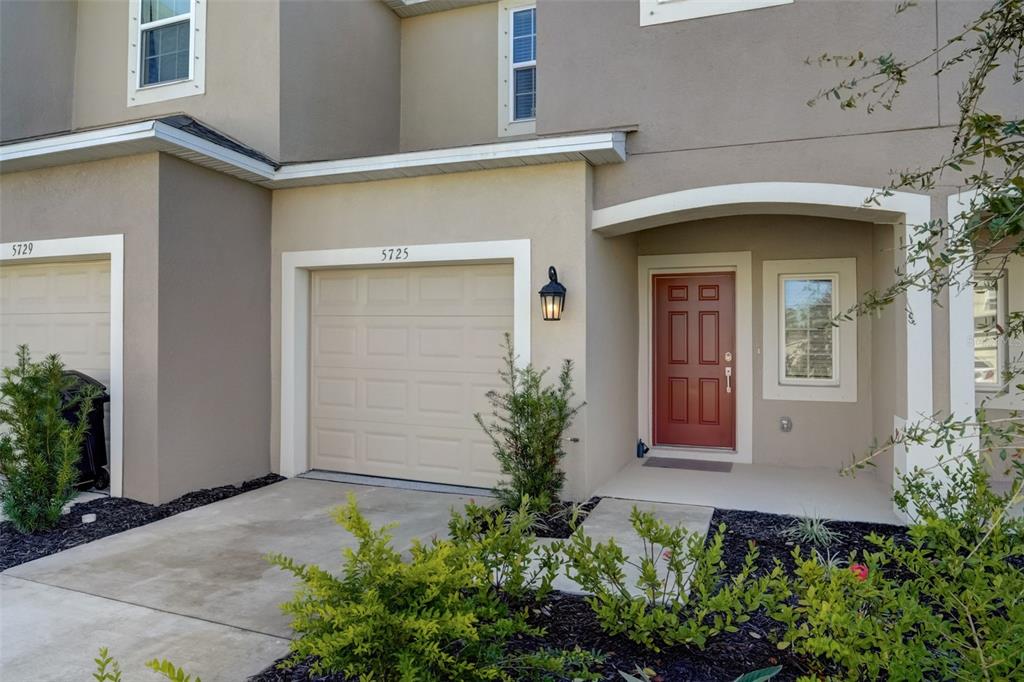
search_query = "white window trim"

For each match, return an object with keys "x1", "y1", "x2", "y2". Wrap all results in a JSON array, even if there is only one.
[
  {"x1": 777, "y1": 272, "x2": 840, "y2": 387},
  {"x1": 0, "y1": 235, "x2": 125, "y2": 498},
  {"x1": 279, "y1": 239, "x2": 531, "y2": 478},
  {"x1": 637, "y1": 252, "x2": 754, "y2": 464},
  {"x1": 640, "y1": 0, "x2": 793, "y2": 27},
  {"x1": 762, "y1": 258, "x2": 857, "y2": 403},
  {"x1": 498, "y1": 0, "x2": 536, "y2": 137},
  {"x1": 127, "y1": 0, "x2": 207, "y2": 107}
]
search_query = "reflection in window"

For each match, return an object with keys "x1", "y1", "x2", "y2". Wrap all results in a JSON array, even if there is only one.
[
  {"x1": 973, "y1": 274, "x2": 1003, "y2": 389},
  {"x1": 781, "y1": 277, "x2": 836, "y2": 382},
  {"x1": 139, "y1": 0, "x2": 192, "y2": 86}
]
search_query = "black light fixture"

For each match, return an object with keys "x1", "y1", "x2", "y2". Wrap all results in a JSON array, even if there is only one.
[{"x1": 539, "y1": 266, "x2": 566, "y2": 321}]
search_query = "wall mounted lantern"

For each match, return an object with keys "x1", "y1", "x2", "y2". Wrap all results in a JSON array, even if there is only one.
[{"x1": 539, "y1": 266, "x2": 566, "y2": 321}]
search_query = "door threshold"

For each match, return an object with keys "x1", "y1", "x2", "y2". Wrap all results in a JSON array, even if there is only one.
[
  {"x1": 647, "y1": 446, "x2": 740, "y2": 464},
  {"x1": 300, "y1": 470, "x2": 495, "y2": 498}
]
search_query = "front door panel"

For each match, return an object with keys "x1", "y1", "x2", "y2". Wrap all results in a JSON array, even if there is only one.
[{"x1": 653, "y1": 273, "x2": 736, "y2": 449}]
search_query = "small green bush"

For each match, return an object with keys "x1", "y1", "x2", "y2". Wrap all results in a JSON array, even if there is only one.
[
  {"x1": 268, "y1": 493, "x2": 600, "y2": 681},
  {"x1": 781, "y1": 514, "x2": 842, "y2": 549},
  {"x1": 772, "y1": 457, "x2": 1024, "y2": 681},
  {"x1": 564, "y1": 506, "x2": 787, "y2": 652},
  {"x1": 447, "y1": 496, "x2": 563, "y2": 600},
  {"x1": 92, "y1": 647, "x2": 200, "y2": 681},
  {"x1": 475, "y1": 335, "x2": 582, "y2": 512},
  {"x1": 0, "y1": 345, "x2": 98, "y2": 533}
]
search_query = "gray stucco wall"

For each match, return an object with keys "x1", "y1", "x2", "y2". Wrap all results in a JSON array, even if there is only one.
[
  {"x1": 71, "y1": 0, "x2": 281, "y2": 158},
  {"x1": 280, "y1": 0, "x2": 401, "y2": 162},
  {"x1": 156, "y1": 155, "x2": 272, "y2": 502},
  {"x1": 0, "y1": 154, "x2": 162, "y2": 502},
  {"x1": 0, "y1": 0, "x2": 77, "y2": 141}
]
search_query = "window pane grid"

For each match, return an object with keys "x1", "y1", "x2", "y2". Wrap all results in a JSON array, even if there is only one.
[
  {"x1": 141, "y1": 0, "x2": 189, "y2": 24},
  {"x1": 513, "y1": 65, "x2": 536, "y2": 120},
  {"x1": 141, "y1": 20, "x2": 190, "y2": 86},
  {"x1": 973, "y1": 275, "x2": 1003, "y2": 388},
  {"x1": 782, "y1": 277, "x2": 836, "y2": 382}
]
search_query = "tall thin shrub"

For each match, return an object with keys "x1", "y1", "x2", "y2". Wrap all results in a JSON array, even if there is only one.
[
  {"x1": 475, "y1": 334, "x2": 582, "y2": 511},
  {"x1": 0, "y1": 345, "x2": 97, "y2": 533}
]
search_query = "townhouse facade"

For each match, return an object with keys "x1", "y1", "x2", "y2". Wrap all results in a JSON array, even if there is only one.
[{"x1": 0, "y1": 0, "x2": 1019, "y2": 506}]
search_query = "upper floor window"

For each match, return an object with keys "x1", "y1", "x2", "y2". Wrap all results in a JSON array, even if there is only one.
[
  {"x1": 498, "y1": 0, "x2": 536, "y2": 137},
  {"x1": 127, "y1": 0, "x2": 207, "y2": 107},
  {"x1": 640, "y1": 0, "x2": 794, "y2": 27},
  {"x1": 510, "y1": 7, "x2": 536, "y2": 122}
]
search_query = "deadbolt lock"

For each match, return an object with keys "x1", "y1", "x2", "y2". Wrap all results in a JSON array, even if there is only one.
[{"x1": 725, "y1": 352, "x2": 733, "y2": 362}]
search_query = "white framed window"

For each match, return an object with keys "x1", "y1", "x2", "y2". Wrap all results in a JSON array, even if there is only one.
[
  {"x1": 640, "y1": 0, "x2": 794, "y2": 27},
  {"x1": 762, "y1": 258, "x2": 857, "y2": 402},
  {"x1": 973, "y1": 271, "x2": 1006, "y2": 392},
  {"x1": 498, "y1": 0, "x2": 536, "y2": 137},
  {"x1": 127, "y1": 0, "x2": 207, "y2": 107}
]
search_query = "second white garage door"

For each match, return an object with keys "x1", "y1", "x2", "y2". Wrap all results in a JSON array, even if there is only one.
[{"x1": 309, "y1": 263, "x2": 513, "y2": 487}]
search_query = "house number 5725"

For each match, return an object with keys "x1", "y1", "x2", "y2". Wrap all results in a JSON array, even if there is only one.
[
  {"x1": 10, "y1": 242, "x2": 33, "y2": 257},
  {"x1": 380, "y1": 247, "x2": 409, "y2": 262}
]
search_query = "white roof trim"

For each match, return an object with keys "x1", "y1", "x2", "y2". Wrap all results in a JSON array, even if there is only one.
[{"x1": 0, "y1": 123, "x2": 626, "y2": 188}]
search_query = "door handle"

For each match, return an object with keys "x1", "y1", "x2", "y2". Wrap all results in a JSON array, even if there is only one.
[{"x1": 725, "y1": 366, "x2": 733, "y2": 393}]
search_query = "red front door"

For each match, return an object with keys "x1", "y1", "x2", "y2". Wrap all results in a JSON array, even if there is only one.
[{"x1": 652, "y1": 273, "x2": 736, "y2": 449}]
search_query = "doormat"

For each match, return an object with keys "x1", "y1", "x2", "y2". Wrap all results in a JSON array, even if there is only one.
[{"x1": 643, "y1": 457, "x2": 733, "y2": 473}]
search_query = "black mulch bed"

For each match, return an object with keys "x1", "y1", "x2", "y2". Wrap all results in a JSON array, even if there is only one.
[
  {"x1": 535, "y1": 496, "x2": 602, "y2": 539},
  {"x1": 252, "y1": 507, "x2": 906, "y2": 682},
  {"x1": 0, "y1": 474, "x2": 285, "y2": 571}
]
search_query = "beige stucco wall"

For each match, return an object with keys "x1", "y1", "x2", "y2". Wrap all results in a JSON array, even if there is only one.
[
  {"x1": 71, "y1": 0, "x2": 281, "y2": 158},
  {"x1": 0, "y1": 154, "x2": 162, "y2": 502},
  {"x1": 270, "y1": 162, "x2": 593, "y2": 498},
  {"x1": 0, "y1": 153, "x2": 273, "y2": 504},
  {"x1": 635, "y1": 214, "x2": 885, "y2": 472},
  {"x1": 399, "y1": 2, "x2": 500, "y2": 152},
  {"x1": 156, "y1": 155, "x2": 272, "y2": 502},
  {"x1": 280, "y1": 0, "x2": 400, "y2": 162},
  {"x1": 0, "y1": 0, "x2": 77, "y2": 142}
]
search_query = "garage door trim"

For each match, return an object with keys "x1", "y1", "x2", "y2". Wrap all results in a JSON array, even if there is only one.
[
  {"x1": 280, "y1": 239, "x2": 531, "y2": 478},
  {"x1": 1, "y1": 234, "x2": 125, "y2": 496}
]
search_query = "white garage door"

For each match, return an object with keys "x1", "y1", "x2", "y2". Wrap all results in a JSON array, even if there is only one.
[
  {"x1": 309, "y1": 263, "x2": 513, "y2": 487},
  {"x1": 0, "y1": 259, "x2": 111, "y2": 385}
]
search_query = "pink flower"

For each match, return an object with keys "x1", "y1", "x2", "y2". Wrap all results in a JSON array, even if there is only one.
[
  {"x1": 662, "y1": 550, "x2": 672, "y2": 559},
  {"x1": 850, "y1": 563, "x2": 869, "y2": 582}
]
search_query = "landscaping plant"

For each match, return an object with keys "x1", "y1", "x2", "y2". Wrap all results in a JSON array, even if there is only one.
[
  {"x1": 0, "y1": 345, "x2": 98, "y2": 533},
  {"x1": 92, "y1": 647, "x2": 200, "y2": 681},
  {"x1": 781, "y1": 514, "x2": 842, "y2": 549},
  {"x1": 475, "y1": 334, "x2": 582, "y2": 513},
  {"x1": 268, "y1": 493, "x2": 601, "y2": 681},
  {"x1": 772, "y1": 457, "x2": 1024, "y2": 682},
  {"x1": 564, "y1": 506, "x2": 788, "y2": 652},
  {"x1": 447, "y1": 495, "x2": 563, "y2": 600}
]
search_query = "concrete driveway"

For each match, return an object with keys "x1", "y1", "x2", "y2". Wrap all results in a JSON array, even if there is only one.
[
  {"x1": 1, "y1": 478, "x2": 473, "y2": 681},
  {"x1": 1, "y1": 477, "x2": 713, "y2": 681}
]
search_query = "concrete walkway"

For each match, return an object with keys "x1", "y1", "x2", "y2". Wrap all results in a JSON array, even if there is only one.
[{"x1": 1, "y1": 478, "x2": 712, "y2": 681}]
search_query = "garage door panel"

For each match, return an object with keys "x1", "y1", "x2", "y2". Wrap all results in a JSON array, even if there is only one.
[
  {"x1": 312, "y1": 317, "x2": 512, "y2": 373},
  {"x1": 311, "y1": 366, "x2": 502, "y2": 431},
  {"x1": 310, "y1": 263, "x2": 512, "y2": 486},
  {"x1": 313, "y1": 264, "x2": 514, "y2": 317},
  {"x1": 1, "y1": 260, "x2": 109, "y2": 315}
]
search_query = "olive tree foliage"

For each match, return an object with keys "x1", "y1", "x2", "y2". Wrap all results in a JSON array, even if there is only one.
[{"x1": 811, "y1": 0, "x2": 1022, "y2": 518}]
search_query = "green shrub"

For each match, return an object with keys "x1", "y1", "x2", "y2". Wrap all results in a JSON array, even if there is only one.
[
  {"x1": 92, "y1": 647, "x2": 201, "y2": 681},
  {"x1": 564, "y1": 506, "x2": 787, "y2": 652},
  {"x1": 772, "y1": 457, "x2": 1024, "y2": 681},
  {"x1": 0, "y1": 345, "x2": 98, "y2": 533},
  {"x1": 447, "y1": 496, "x2": 563, "y2": 600},
  {"x1": 268, "y1": 494, "x2": 600, "y2": 681},
  {"x1": 781, "y1": 514, "x2": 842, "y2": 549},
  {"x1": 475, "y1": 334, "x2": 582, "y2": 512}
]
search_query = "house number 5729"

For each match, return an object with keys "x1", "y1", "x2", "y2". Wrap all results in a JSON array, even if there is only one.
[
  {"x1": 10, "y1": 242, "x2": 33, "y2": 257},
  {"x1": 380, "y1": 247, "x2": 409, "y2": 262}
]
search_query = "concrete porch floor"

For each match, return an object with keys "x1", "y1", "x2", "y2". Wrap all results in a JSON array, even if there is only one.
[{"x1": 597, "y1": 459, "x2": 903, "y2": 525}]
